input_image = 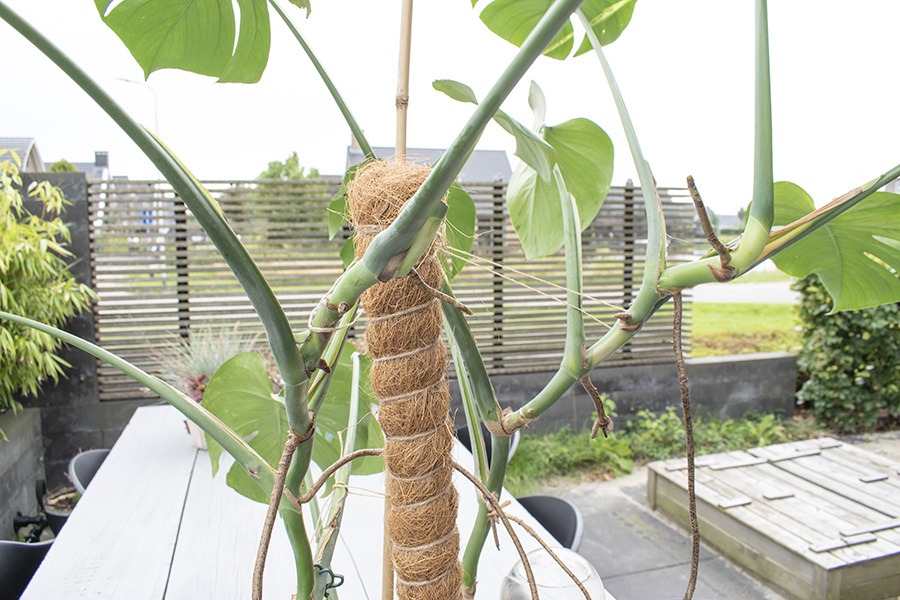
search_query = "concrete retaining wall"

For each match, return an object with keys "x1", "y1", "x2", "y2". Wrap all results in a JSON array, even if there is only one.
[{"x1": 452, "y1": 352, "x2": 797, "y2": 432}]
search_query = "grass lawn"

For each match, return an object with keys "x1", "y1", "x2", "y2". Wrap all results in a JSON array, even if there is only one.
[{"x1": 690, "y1": 302, "x2": 801, "y2": 357}]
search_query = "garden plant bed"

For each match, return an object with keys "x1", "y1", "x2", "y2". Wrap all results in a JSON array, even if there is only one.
[{"x1": 648, "y1": 438, "x2": 900, "y2": 600}]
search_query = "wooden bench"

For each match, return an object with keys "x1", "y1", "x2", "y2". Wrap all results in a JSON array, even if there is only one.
[{"x1": 648, "y1": 438, "x2": 900, "y2": 600}]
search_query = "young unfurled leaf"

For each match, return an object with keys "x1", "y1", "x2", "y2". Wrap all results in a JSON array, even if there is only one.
[
  {"x1": 445, "y1": 184, "x2": 477, "y2": 278},
  {"x1": 543, "y1": 118, "x2": 614, "y2": 230},
  {"x1": 328, "y1": 164, "x2": 360, "y2": 240},
  {"x1": 476, "y1": 0, "x2": 637, "y2": 61},
  {"x1": 96, "y1": 0, "x2": 271, "y2": 83},
  {"x1": 507, "y1": 164, "x2": 571, "y2": 259},
  {"x1": 771, "y1": 183, "x2": 900, "y2": 312},
  {"x1": 288, "y1": 0, "x2": 312, "y2": 17},
  {"x1": 528, "y1": 81, "x2": 547, "y2": 132},
  {"x1": 433, "y1": 79, "x2": 555, "y2": 181}
]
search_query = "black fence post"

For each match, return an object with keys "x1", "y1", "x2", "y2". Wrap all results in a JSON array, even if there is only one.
[
  {"x1": 491, "y1": 184, "x2": 505, "y2": 371},
  {"x1": 621, "y1": 180, "x2": 637, "y2": 356},
  {"x1": 172, "y1": 194, "x2": 190, "y2": 341}
]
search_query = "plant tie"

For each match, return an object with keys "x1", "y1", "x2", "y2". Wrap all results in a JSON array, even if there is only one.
[{"x1": 314, "y1": 565, "x2": 344, "y2": 597}]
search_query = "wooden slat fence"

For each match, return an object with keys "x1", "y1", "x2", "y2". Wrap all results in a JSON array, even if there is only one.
[{"x1": 88, "y1": 179, "x2": 698, "y2": 402}]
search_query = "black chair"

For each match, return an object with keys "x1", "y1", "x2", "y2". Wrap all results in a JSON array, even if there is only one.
[
  {"x1": 517, "y1": 494, "x2": 584, "y2": 551},
  {"x1": 0, "y1": 539, "x2": 53, "y2": 600},
  {"x1": 456, "y1": 423, "x2": 520, "y2": 466},
  {"x1": 68, "y1": 449, "x2": 110, "y2": 494}
]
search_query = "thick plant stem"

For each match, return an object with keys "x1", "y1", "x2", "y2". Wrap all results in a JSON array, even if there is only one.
[
  {"x1": 578, "y1": 8, "x2": 666, "y2": 322},
  {"x1": 396, "y1": 0, "x2": 414, "y2": 155},
  {"x1": 662, "y1": 167, "x2": 900, "y2": 289},
  {"x1": 301, "y1": 0, "x2": 588, "y2": 374},
  {"x1": 283, "y1": 440, "x2": 316, "y2": 598},
  {"x1": 441, "y1": 282, "x2": 502, "y2": 424},
  {"x1": 660, "y1": 0, "x2": 773, "y2": 289},
  {"x1": 0, "y1": 2, "x2": 312, "y2": 437},
  {"x1": 315, "y1": 352, "x2": 362, "y2": 600},
  {"x1": 268, "y1": 0, "x2": 374, "y2": 158},
  {"x1": 458, "y1": 437, "x2": 511, "y2": 594}
]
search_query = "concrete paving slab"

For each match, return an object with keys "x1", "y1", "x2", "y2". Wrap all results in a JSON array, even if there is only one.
[{"x1": 544, "y1": 467, "x2": 786, "y2": 599}]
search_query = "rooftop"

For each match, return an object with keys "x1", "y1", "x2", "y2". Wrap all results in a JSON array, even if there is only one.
[{"x1": 346, "y1": 145, "x2": 512, "y2": 184}]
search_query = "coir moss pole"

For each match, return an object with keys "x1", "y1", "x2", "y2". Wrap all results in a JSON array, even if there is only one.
[{"x1": 348, "y1": 160, "x2": 461, "y2": 599}]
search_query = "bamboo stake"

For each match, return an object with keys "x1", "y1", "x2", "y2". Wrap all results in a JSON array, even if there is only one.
[
  {"x1": 395, "y1": 0, "x2": 414, "y2": 156},
  {"x1": 382, "y1": 472, "x2": 394, "y2": 600}
]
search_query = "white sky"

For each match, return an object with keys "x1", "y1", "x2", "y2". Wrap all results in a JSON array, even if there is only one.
[{"x1": 3, "y1": 1, "x2": 899, "y2": 216}]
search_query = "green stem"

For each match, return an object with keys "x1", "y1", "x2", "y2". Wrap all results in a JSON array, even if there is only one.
[
  {"x1": 307, "y1": 306, "x2": 357, "y2": 414},
  {"x1": 441, "y1": 283, "x2": 501, "y2": 424},
  {"x1": 579, "y1": 8, "x2": 666, "y2": 321},
  {"x1": 312, "y1": 353, "x2": 363, "y2": 600},
  {"x1": 0, "y1": 310, "x2": 284, "y2": 503},
  {"x1": 502, "y1": 10, "x2": 674, "y2": 432},
  {"x1": 460, "y1": 435, "x2": 510, "y2": 592},
  {"x1": 0, "y1": 2, "x2": 311, "y2": 434},
  {"x1": 757, "y1": 165, "x2": 900, "y2": 261},
  {"x1": 301, "y1": 0, "x2": 587, "y2": 368},
  {"x1": 268, "y1": 0, "x2": 374, "y2": 159},
  {"x1": 282, "y1": 507, "x2": 316, "y2": 598},
  {"x1": 447, "y1": 326, "x2": 489, "y2": 480},
  {"x1": 557, "y1": 169, "x2": 586, "y2": 377},
  {"x1": 283, "y1": 438, "x2": 316, "y2": 597}
]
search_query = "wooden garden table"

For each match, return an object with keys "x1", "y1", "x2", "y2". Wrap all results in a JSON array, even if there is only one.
[{"x1": 23, "y1": 405, "x2": 612, "y2": 599}]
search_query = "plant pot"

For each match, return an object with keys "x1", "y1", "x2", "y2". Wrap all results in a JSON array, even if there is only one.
[
  {"x1": 185, "y1": 419, "x2": 207, "y2": 450},
  {"x1": 43, "y1": 485, "x2": 78, "y2": 535}
]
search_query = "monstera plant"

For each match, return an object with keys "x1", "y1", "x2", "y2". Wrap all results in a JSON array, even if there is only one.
[{"x1": 1, "y1": 1, "x2": 897, "y2": 599}]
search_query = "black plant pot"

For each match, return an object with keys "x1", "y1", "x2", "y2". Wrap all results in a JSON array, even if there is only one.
[{"x1": 42, "y1": 485, "x2": 78, "y2": 536}]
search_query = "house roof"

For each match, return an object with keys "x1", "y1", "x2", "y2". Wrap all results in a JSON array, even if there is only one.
[
  {"x1": 346, "y1": 146, "x2": 512, "y2": 184},
  {"x1": 0, "y1": 137, "x2": 44, "y2": 172}
]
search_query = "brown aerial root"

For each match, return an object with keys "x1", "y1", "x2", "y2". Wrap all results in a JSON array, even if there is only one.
[{"x1": 348, "y1": 158, "x2": 460, "y2": 599}]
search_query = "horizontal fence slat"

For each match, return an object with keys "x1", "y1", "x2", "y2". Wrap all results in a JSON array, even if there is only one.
[{"x1": 88, "y1": 179, "x2": 700, "y2": 402}]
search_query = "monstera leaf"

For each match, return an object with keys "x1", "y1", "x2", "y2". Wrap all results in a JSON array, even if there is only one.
[
  {"x1": 445, "y1": 184, "x2": 477, "y2": 278},
  {"x1": 436, "y1": 79, "x2": 612, "y2": 259},
  {"x1": 204, "y1": 346, "x2": 382, "y2": 504},
  {"x1": 477, "y1": 0, "x2": 637, "y2": 61},
  {"x1": 203, "y1": 352, "x2": 289, "y2": 503},
  {"x1": 771, "y1": 182, "x2": 900, "y2": 312},
  {"x1": 93, "y1": 0, "x2": 311, "y2": 83}
]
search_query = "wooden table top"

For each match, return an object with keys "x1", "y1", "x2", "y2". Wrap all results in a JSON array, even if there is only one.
[{"x1": 24, "y1": 405, "x2": 610, "y2": 599}]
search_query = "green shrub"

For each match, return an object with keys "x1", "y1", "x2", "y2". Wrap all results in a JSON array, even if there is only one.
[
  {"x1": 0, "y1": 160, "x2": 96, "y2": 413},
  {"x1": 505, "y1": 408, "x2": 820, "y2": 493},
  {"x1": 794, "y1": 275, "x2": 899, "y2": 432}
]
